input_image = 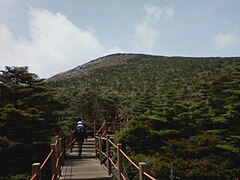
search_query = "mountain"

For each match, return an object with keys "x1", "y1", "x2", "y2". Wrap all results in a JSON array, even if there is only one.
[
  {"x1": 47, "y1": 53, "x2": 240, "y2": 179},
  {"x1": 46, "y1": 53, "x2": 240, "y2": 120},
  {"x1": 47, "y1": 53, "x2": 240, "y2": 96},
  {"x1": 48, "y1": 53, "x2": 164, "y2": 81},
  {"x1": 48, "y1": 53, "x2": 239, "y2": 82}
]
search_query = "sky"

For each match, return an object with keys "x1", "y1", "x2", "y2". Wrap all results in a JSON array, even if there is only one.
[{"x1": 0, "y1": 0, "x2": 240, "y2": 78}]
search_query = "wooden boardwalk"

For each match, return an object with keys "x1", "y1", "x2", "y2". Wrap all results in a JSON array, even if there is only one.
[
  {"x1": 30, "y1": 121, "x2": 156, "y2": 180},
  {"x1": 59, "y1": 138, "x2": 112, "y2": 180}
]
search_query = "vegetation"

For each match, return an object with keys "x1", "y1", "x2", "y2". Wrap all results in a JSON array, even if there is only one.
[
  {"x1": 0, "y1": 66, "x2": 65, "y2": 179},
  {"x1": 1, "y1": 54, "x2": 240, "y2": 179},
  {"x1": 48, "y1": 54, "x2": 240, "y2": 179}
]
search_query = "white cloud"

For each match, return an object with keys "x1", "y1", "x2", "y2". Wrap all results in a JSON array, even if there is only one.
[
  {"x1": 144, "y1": 4, "x2": 175, "y2": 22},
  {"x1": 133, "y1": 4, "x2": 175, "y2": 53},
  {"x1": 134, "y1": 22, "x2": 159, "y2": 53},
  {"x1": 213, "y1": 31, "x2": 238, "y2": 49},
  {"x1": 0, "y1": 7, "x2": 122, "y2": 78}
]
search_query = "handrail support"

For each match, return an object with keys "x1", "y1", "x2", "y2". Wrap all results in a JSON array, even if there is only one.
[
  {"x1": 117, "y1": 143, "x2": 123, "y2": 180},
  {"x1": 106, "y1": 136, "x2": 112, "y2": 175},
  {"x1": 139, "y1": 162, "x2": 147, "y2": 180},
  {"x1": 32, "y1": 163, "x2": 41, "y2": 180}
]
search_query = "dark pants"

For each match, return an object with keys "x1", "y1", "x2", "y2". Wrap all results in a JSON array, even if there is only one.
[{"x1": 77, "y1": 140, "x2": 84, "y2": 157}]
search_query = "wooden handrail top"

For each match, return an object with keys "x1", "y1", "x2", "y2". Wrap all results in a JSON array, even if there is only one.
[
  {"x1": 51, "y1": 174, "x2": 55, "y2": 180},
  {"x1": 109, "y1": 157, "x2": 118, "y2": 171},
  {"x1": 108, "y1": 138, "x2": 118, "y2": 149},
  {"x1": 97, "y1": 132, "x2": 157, "y2": 180},
  {"x1": 83, "y1": 121, "x2": 127, "y2": 125},
  {"x1": 30, "y1": 173, "x2": 37, "y2": 180},
  {"x1": 96, "y1": 121, "x2": 106, "y2": 134},
  {"x1": 143, "y1": 172, "x2": 157, "y2": 180},
  {"x1": 66, "y1": 138, "x2": 76, "y2": 148},
  {"x1": 40, "y1": 149, "x2": 54, "y2": 170},
  {"x1": 121, "y1": 173, "x2": 127, "y2": 180},
  {"x1": 101, "y1": 151, "x2": 107, "y2": 158},
  {"x1": 100, "y1": 136, "x2": 107, "y2": 140},
  {"x1": 105, "y1": 121, "x2": 127, "y2": 125},
  {"x1": 120, "y1": 149, "x2": 140, "y2": 170}
]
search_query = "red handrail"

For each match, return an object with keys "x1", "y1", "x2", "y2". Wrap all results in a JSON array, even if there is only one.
[
  {"x1": 121, "y1": 173, "x2": 127, "y2": 180},
  {"x1": 109, "y1": 157, "x2": 118, "y2": 171},
  {"x1": 120, "y1": 149, "x2": 140, "y2": 170},
  {"x1": 51, "y1": 174, "x2": 55, "y2": 180},
  {"x1": 144, "y1": 172, "x2": 157, "y2": 180},
  {"x1": 30, "y1": 173, "x2": 37, "y2": 180},
  {"x1": 96, "y1": 131, "x2": 157, "y2": 180},
  {"x1": 30, "y1": 131, "x2": 75, "y2": 180},
  {"x1": 40, "y1": 149, "x2": 54, "y2": 170},
  {"x1": 30, "y1": 120, "x2": 130, "y2": 180},
  {"x1": 96, "y1": 121, "x2": 106, "y2": 135},
  {"x1": 108, "y1": 139, "x2": 118, "y2": 149}
]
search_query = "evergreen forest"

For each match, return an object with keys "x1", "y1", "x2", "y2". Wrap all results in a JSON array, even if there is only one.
[
  {"x1": 0, "y1": 67, "x2": 65, "y2": 179},
  {"x1": 48, "y1": 54, "x2": 240, "y2": 179},
  {"x1": 1, "y1": 54, "x2": 240, "y2": 179}
]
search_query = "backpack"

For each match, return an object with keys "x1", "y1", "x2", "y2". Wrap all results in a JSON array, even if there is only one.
[{"x1": 76, "y1": 125, "x2": 86, "y2": 140}]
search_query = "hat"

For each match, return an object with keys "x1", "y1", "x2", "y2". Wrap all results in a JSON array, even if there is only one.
[
  {"x1": 77, "y1": 124, "x2": 83, "y2": 128},
  {"x1": 77, "y1": 121, "x2": 82, "y2": 124}
]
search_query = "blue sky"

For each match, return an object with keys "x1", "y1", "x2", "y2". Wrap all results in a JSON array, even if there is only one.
[{"x1": 0, "y1": 0, "x2": 239, "y2": 78}]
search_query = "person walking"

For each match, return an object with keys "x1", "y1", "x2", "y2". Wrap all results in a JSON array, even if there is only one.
[{"x1": 74, "y1": 121, "x2": 87, "y2": 158}]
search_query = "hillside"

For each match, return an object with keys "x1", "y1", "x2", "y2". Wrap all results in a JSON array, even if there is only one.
[
  {"x1": 47, "y1": 53, "x2": 240, "y2": 179},
  {"x1": 47, "y1": 53, "x2": 239, "y2": 107},
  {"x1": 48, "y1": 53, "x2": 160, "y2": 81}
]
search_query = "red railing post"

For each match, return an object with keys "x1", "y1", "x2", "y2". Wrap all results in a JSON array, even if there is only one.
[
  {"x1": 59, "y1": 137, "x2": 63, "y2": 155},
  {"x1": 70, "y1": 132, "x2": 73, "y2": 153},
  {"x1": 117, "y1": 143, "x2": 123, "y2": 180},
  {"x1": 94, "y1": 121, "x2": 96, "y2": 136},
  {"x1": 62, "y1": 136, "x2": 66, "y2": 159},
  {"x1": 104, "y1": 121, "x2": 107, "y2": 134},
  {"x1": 55, "y1": 135, "x2": 60, "y2": 178},
  {"x1": 50, "y1": 144, "x2": 57, "y2": 179},
  {"x1": 99, "y1": 137, "x2": 103, "y2": 165},
  {"x1": 55, "y1": 135, "x2": 59, "y2": 156},
  {"x1": 95, "y1": 135, "x2": 98, "y2": 158},
  {"x1": 58, "y1": 137, "x2": 63, "y2": 176},
  {"x1": 32, "y1": 163, "x2": 41, "y2": 180},
  {"x1": 113, "y1": 122, "x2": 116, "y2": 133},
  {"x1": 139, "y1": 162, "x2": 147, "y2": 180},
  {"x1": 106, "y1": 136, "x2": 112, "y2": 175}
]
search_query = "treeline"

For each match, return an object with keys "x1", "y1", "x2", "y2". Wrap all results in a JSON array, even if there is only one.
[
  {"x1": 48, "y1": 55, "x2": 240, "y2": 179},
  {"x1": 0, "y1": 67, "x2": 65, "y2": 179}
]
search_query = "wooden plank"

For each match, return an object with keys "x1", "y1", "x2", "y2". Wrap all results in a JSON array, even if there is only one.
[
  {"x1": 60, "y1": 158, "x2": 112, "y2": 180},
  {"x1": 60, "y1": 138, "x2": 112, "y2": 180}
]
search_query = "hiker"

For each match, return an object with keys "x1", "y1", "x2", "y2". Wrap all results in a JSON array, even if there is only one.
[{"x1": 74, "y1": 121, "x2": 87, "y2": 157}]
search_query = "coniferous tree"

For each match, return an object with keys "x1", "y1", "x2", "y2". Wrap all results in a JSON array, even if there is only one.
[{"x1": 0, "y1": 66, "x2": 64, "y2": 178}]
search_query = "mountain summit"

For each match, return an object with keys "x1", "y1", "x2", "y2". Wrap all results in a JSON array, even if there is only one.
[{"x1": 48, "y1": 53, "x2": 163, "y2": 81}]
